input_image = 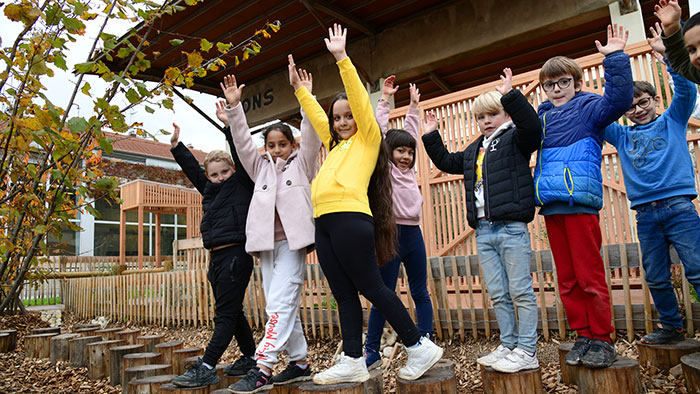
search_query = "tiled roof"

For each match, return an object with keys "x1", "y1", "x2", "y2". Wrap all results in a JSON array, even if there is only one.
[{"x1": 104, "y1": 131, "x2": 208, "y2": 163}]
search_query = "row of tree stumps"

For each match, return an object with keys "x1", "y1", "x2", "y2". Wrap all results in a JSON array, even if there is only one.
[{"x1": 478, "y1": 338, "x2": 700, "y2": 394}]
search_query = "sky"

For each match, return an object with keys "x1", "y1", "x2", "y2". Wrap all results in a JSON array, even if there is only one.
[{"x1": 2, "y1": 1, "x2": 700, "y2": 153}]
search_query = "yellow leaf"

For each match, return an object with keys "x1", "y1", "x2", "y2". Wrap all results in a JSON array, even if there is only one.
[{"x1": 186, "y1": 51, "x2": 203, "y2": 68}]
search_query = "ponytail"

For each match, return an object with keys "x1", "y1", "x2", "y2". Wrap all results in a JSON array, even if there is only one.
[{"x1": 368, "y1": 138, "x2": 397, "y2": 266}]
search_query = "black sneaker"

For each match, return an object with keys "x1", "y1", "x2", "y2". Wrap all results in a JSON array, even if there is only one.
[
  {"x1": 272, "y1": 363, "x2": 312, "y2": 385},
  {"x1": 640, "y1": 324, "x2": 686, "y2": 344},
  {"x1": 171, "y1": 357, "x2": 220, "y2": 388},
  {"x1": 228, "y1": 367, "x2": 273, "y2": 393},
  {"x1": 565, "y1": 336, "x2": 591, "y2": 366},
  {"x1": 224, "y1": 356, "x2": 257, "y2": 376},
  {"x1": 581, "y1": 339, "x2": 617, "y2": 369}
]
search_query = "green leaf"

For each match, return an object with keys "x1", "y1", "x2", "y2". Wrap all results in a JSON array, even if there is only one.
[
  {"x1": 66, "y1": 117, "x2": 88, "y2": 133},
  {"x1": 113, "y1": 75, "x2": 128, "y2": 85},
  {"x1": 144, "y1": 106, "x2": 155, "y2": 114},
  {"x1": 117, "y1": 47, "x2": 131, "y2": 58},
  {"x1": 216, "y1": 42, "x2": 231, "y2": 54},
  {"x1": 97, "y1": 137, "x2": 113, "y2": 155},
  {"x1": 125, "y1": 88, "x2": 139, "y2": 104},
  {"x1": 53, "y1": 54, "x2": 67, "y2": 70},
  {"x1": 74, "y1": 62, "x2": 95, "y2": 73},
  {"x1": 162, "y1": 98, "x2": 173, "y2": 110},
  {"x1": 62, "y1": 16, "x2": 85, "y2": 32},
  {"x1": 81, "y1": 82, "x2": 91, "y2": 95},
  {"x1": 96, "y1": 177, "x2": 118, "y2": 190},
  {"x1": 169, "y1": 39, "x2": 184, "y2": 46},
  {"x1": 135, "y1": 82, "x2": 150, "y2": 97},
  {"x1": 200, "y1": 38, "x2": 213, "y2": 52},
  {"x1": 45, "y1": 4, "x2": 63, "y2": 26}
]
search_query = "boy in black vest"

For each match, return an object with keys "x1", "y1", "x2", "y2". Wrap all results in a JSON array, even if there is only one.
[
  {"x1": 422, "y1": 68, "x2": 541, "y2": 373},
  {"x1": 168, "y1": 102, "x2": 256, "y2": 387}
]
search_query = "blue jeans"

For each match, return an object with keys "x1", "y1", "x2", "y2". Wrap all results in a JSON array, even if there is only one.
[
  {"x1": 635, "y1": 196, "x2": 700, "y2": 329},
  {"x1": 365, "y1": 225, "x2": 433, "y2": 351},
  {"x1": 476, "y1": 220, "x2": 538, "y2": 353}
]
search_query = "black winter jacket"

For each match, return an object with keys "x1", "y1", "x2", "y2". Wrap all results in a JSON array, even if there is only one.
[
  {"x1": 170, "y1": 127, "x2": 254, "y2": 249},
  {"x1": 422, "y1": 89, "x2": 541, "y2": 229}
]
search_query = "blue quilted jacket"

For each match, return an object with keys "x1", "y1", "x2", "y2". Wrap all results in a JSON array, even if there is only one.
[{"x1": 534, "y1": 51, "x2": 633, "y2": 214}]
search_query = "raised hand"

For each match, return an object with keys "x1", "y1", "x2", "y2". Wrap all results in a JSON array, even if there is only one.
[
  {"x1": 409, "y1": 83, "x2": 420, "y2": 108},
  {"x1": 219, "y1": 74, "x2": 245, "y2": 107},
  {"x1": 170, "y1": 123, "x2": 180, "y2": 149},
  {"x1": 495, "y1": 68, "x2": 513, "y2": 95},
  {"x1": 324, "y1": 23, "x2": 348, "y2": 62},
  {"x1": 288, "y1": 54, "x2": 313, "y2": 93},
  {"x1": 382, "y1": 75, "x2": 399, "y2": 101},
  {"x1": 647, "y1": 22, "x2": 666, "y2": 58},
  {"x1": 215, "y1": 100, "x2": 229, "y2": 127},
  {"x1": 595, "y1": 24, "x2": 629, "y2": 55},
  {"x1": 654, "y1": 0, "x2": 682, "y2": 36},
  {"x1": 299, "y1": 68, "x2": 313, "y2": 94},
  {"x1": 423, "y1": 111, "x2": 438, "y2": 133}
]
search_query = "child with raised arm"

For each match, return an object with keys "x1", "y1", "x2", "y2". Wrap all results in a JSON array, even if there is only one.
[
  {"x1": 169, "y1": 111, "x2": 256, "y2": 388},
  {"x1": 220, "y1": 62, "x2": 321, "y2": 393},
  {"x1": 656, "y1": 0, "x2": 700, "y2": 84},
  {"x1": 363, "y1": 78, "x2": 433, "y2": 370},
  {"x1": 293, "y1": 24, "x2": 442, "y2": 385},
  {"x1": 422, "y1": 68, "x2": 541, "y2": 373},
  {"x1": 605, "y1": 27, "x2": 700, "y2": 345},
  {"x1": 535, "y1": 25, "x2": 633, "y2": 369}
]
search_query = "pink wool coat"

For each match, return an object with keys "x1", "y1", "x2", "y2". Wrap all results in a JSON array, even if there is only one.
[{"x1": 226, "y1": 103, "x2": 322, "y2": 253}]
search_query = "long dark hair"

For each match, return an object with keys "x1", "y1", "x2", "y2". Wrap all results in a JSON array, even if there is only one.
[{"x1": 328, "y1": 93, "x2": 397, "y2": 265}]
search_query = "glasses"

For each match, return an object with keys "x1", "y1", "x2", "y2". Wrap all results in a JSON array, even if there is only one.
[
  {"x1": 541, "y1": 77, "x2": 573, "y2": 92},
  {"x1": 625, "y1": 97, "x2": 652, "y2": 114}
]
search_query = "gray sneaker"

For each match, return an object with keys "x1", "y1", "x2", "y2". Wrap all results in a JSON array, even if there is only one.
[
  {"x1": 224, "y1": 356, "x2": 257, "y2": 376},
  {"x1": 171, "y1": 357, "x2": 220, "y2": 388},
  {"x1": 565, "y1": 336, "x2": 591, "y2": 366}
]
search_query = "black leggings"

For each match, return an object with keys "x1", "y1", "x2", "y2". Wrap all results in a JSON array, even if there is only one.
[
  {"x1": 315, "y1": 212, "x2": 421, "y2": 357},
  {"x1": 202, "y1": 245, "x2": 256, "y2": 366}
]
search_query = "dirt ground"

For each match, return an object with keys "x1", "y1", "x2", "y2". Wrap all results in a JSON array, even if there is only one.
[{"x1": 0, "y1": 311, "x2": 690, "y2": 393}]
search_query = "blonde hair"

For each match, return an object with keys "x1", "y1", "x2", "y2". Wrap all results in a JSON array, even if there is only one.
[
  {"x1": 539, "y1": 56, "x2": 583, "y2": 82},
  {"x1": 472, "y1": 90, "x2": 503, "y2": 117},
  {"x1": 203, "y1": 150, "x2": 234, "y2": 173}
]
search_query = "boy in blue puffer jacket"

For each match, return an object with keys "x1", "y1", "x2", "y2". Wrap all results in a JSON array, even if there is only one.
[{"x1": 535, "y1": 24, "x2": 633, "y2": 369}]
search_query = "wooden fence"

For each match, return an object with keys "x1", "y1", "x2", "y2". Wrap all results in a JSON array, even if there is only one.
[{"x1": 63, "y1": 242, "x2": 699, "y2": 342}]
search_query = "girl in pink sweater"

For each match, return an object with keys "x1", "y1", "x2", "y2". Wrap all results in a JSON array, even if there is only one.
[{"x1": 364, "y1": 78, "x2": 433, "y2": 369}]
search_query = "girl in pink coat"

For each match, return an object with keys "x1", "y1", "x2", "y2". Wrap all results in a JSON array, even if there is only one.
[{"x1": 221, "y1": 59, "x2": 321, "y2": 393}]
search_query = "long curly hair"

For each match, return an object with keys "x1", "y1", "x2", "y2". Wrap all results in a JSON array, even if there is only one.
[{"x1": 328, "y1": 93, "x2": 397, "y2": 266}]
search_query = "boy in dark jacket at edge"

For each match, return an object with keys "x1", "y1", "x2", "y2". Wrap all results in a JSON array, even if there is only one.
[{"x1": 168, "y1": 102, "x2": 257, "y2": 388}]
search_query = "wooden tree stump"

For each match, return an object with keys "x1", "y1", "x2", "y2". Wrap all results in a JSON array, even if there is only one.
[
  {"x1": 575, "y1": 358, "x2": 643, "y2": 394},
  {"x1": 480, "y1": 365, "x2": 542, "y2": 394},
  {"x1": 681, "y1": 352, "x2": 700, "y2": 394},
  {"x1": 25, "y1": 332, "x2": 59, "y2": 358},
  {"x1": 155, "y1": 341, "x2": 183, "y2": 374},
  {"x1": 30, "y1": 327, "x2": 61, "y2": 335},
  {"x1": 637, "y1": 339, "x2": 700, "y2": 372},
  {"x1": 126, "y1": 374, "x2": 176, "y2": 394},
  {"x1": 271, "y1": 381, "x2": 310, "y2": 394},
  {"x1": 0, "y1": 329, "x2": 18, "y2": 351},
  {"x1": 136, "y1": 334, "x2": 165, "y2": 353},
  {"x1": 95, "y1": 327, "x2": 123, "y2": 340},
  {"x1": 123, "y1": 352, "x2": 163, "y2": 369},
  {"x1": 86, "y1": 339, "x2": 123, "y2": 380},
  {"x1": 109, "y1": 344, "x2": 145, "y2": 386},
  {"x1": 172, "y1": 348, "x2": 204, "y2": 375},
  {"x1": 123, "y1": 364, "x2": 172, "y2": 392},
  {"x1": 50, "y1": 333, "x2": 79, "y2": 364},
  {"x1": 158, "y1": 383, "x2": 210, "y2": 393},
  {"x1": 212, "y1": 364, "x2": 241, "y2": 389},
  {"x1": 69, "y1": 335, "x2": 102, "y2": 367},
  {"x1": 298, "y1": 368, "x2": 382, "y2": 394},
  {"x1": 73, "y1": 323, "x2": 101, "y2": 331},
  {"x1": 557, "y1": 343, "x2": 577, "y2": 385},
  {"x1": 0, "y1": 333, "x2": 10, "y2": 353},
  {"x1": 115, "y1": 329, "x2": 141, "y2": 345},
  {"x1": 75, "y1": 327, "x2": 101, "y2": 337},
  {"x1": 396, "y1": 359, "x2": 455, "y2": 394}
]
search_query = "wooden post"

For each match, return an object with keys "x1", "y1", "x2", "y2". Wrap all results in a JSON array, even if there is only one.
[
  {"x1": 109, "y1": 344, "x2": 145, "y2": 386},
  {"x1": 155, "y1": 340, "x2": 184, "y2": 374},
  {"x1": 159, "y1": 384, "x2": 210, "y2": 393},
  {"x1": 681, "y1": 353, "x2": 700, "y2": 394},
  {"x1": 156, "y1": 212, "x2": 162, "y2": 268},
  {"x1": 123, "y1": 364, "x2": 172, "y2": 392},
  {"x1": 69, "y1": 335, "x2": 102, "y2": 367},
  {"x1": 30, "y1": 327, "x2": 61, "y2": 335},
  {"x1": 397, "y1": 359, "x2": 455, "y2": 394},
  {"x1": 115, "y1": 329, "x2": 141, "y2": 345},
  {"x1": 172, "y1": 347, "x2": 204, "y2": 375},
  {"x1": 213, "y1": 364, "x2": 242, "y2": 390},
  {"x1": 75, "y1": 327, "x2": 101, "y2": 337},
  {"x1": 126, "y1": 374, "x2": 177, "y2": 394},
  {"x1": 0, "y1": 333, "x2": 11, "y2": 353},
  {"x1": 25, "y1": 333, "x2": 59, "y2": 358},
  {"x1": 636, "y1": 339, "x2": 700, "y2": 372},
  {"x1": 120, "y1": 208, "x2": 127, "y2": 267},
  {"x1": 86, "y1": 339, "x2": 123, "y2": 380},
  {"x1": 138, "y1": 205, "x2": 144, "y2": 269},
  {"x1": 298, "y1": 368, "x2": 382, "y2": 394},
  {"x1": 137, "y1": 334, "x2": 165, "y2": 353},
  {"x1": 50, "y1": 333, "x2": 79, "y2": 364},
  {"x1": 73, "y1": 323, "x2": 101, "y2": 331},
  {"x1": 558, "y1": 343, "x2": 643, "y2": 394},
  {"x1": 95, "y1": 327, "x2": 124, "y2": 340},
  {"x1": 0, "y1": 329, "x2": 18, "y2": 351},
  {"x1": 271, "y1": 382, "x2": 307, "y2": 394}
]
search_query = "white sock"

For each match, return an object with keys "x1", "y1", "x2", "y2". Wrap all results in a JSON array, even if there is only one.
[{"x1": 202, "y1": 362, "x2": 213, "y2": 369}]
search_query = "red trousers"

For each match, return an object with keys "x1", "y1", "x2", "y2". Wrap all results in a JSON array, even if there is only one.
[{"x1": 545, "y1": 214, "x2": 613, "y2": 340}]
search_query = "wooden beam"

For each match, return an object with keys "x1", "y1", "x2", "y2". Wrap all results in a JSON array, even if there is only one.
[
  {"x1": 299, "y1": 0, "x2": 330, "y2": 33},
  {"x1": 172, "y1": 88, "x2": 223, "y2": 131},
  {"x1": 155, "y1": 213, "x2": 162, "y2": 268},
  {"x1": 428, "y1": 71, "x2": 453, "y2": 93},
  {"x1": 119, "y1": 209, "x2": 126, "y2": 266},
  {"x1": 304, "y1": 0, "x2": 375, "y2": 36}
]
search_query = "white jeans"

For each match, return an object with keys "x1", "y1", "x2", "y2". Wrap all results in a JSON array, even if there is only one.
[{"x1": 254, "y1": 240, "x2": 308, "y2": 368}]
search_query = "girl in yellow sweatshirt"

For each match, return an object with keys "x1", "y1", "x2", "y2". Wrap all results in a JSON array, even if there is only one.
[{"x1": 292, "y1": 24, "x2": 442, "y2": 385}]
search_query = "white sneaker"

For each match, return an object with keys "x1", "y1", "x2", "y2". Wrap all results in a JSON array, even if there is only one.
[
  {"x1": 476, "y1": 344, "x2": 512, "y2": 367},
  {"x1": 312, "y1": 352, "x2": 370, "y2": 385},
  {"x1": 398, "y1": 336, "x2": 443, "y2": 380},
  {"x1": 491, "y1": 348, "x2": 539, "y2": 373}
]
